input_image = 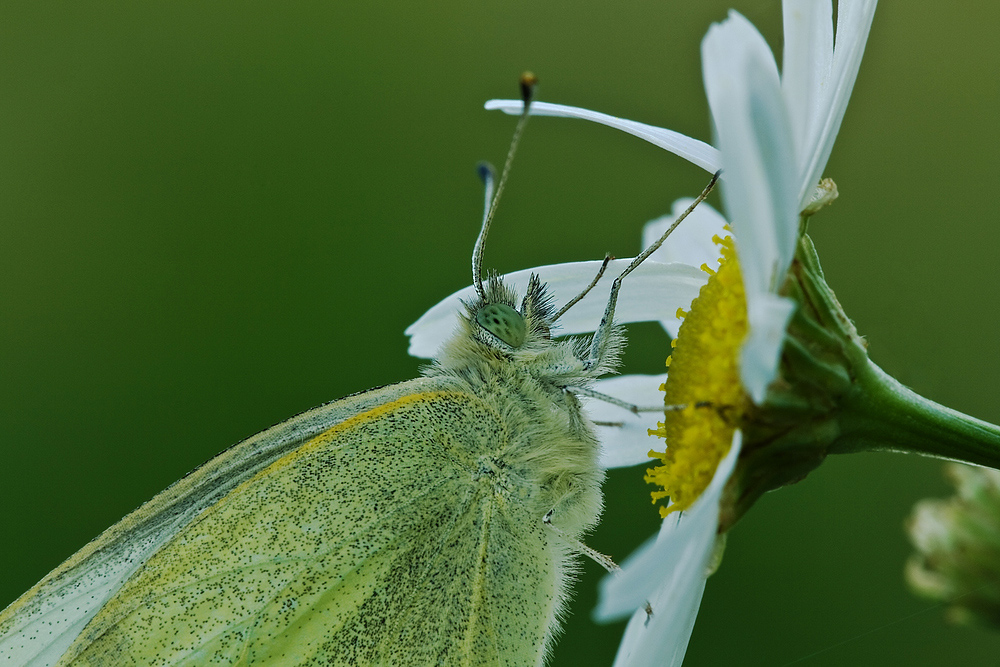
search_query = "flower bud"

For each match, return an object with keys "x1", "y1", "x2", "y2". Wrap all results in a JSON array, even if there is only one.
[{"x1": 906, "y1": 463, "x2": 1000, "y2": 629}]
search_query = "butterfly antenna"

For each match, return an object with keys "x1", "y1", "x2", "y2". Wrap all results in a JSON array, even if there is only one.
[
  {"x1": 472, "y1": 72, "x2": 538, "y2": 301},
  {"x1": 584, "y1": 170, "x2": 721, "y2": 370},
  {"x1": 552, "y1": 254, "x2": 613, "y2": 323}
]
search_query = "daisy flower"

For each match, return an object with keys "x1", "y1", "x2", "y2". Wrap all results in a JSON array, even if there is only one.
[
  {"x1": 414, "y1": 1, "x2": 1000, "y2": 664},
  {"x1": 481, "y1": 2, "x2": 876, "y2": 661}
]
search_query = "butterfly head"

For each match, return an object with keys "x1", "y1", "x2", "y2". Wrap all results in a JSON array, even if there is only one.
[{"x1": 463, "y1": 273, "x2": 555, "y2": 355}]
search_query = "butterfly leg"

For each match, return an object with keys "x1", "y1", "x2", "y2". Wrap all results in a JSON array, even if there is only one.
[
  {"x1": 583, "y1": 171, "x2": 720, "y2": 372},
  {"x1": 542, "y1": 507, "x2": 620, "y2": 574}
]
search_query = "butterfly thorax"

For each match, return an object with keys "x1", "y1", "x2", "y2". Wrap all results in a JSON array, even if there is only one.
[{"x1": 424, "y1": 274, "x2": 609, "y2": 556}]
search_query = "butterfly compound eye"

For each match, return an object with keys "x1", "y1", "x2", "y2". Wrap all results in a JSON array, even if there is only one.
[{"x1": 476, "y1": 303, "x2": 527, "y2": 348}]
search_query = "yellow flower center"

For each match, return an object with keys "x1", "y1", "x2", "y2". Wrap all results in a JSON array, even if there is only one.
[{"x1": 646, "y1": 232, "x2": 749, "y2": 518}]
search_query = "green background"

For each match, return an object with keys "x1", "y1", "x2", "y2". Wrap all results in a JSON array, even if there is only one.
[{"x1": 3, "y1": 1, "x2": 999, "y2": 664}]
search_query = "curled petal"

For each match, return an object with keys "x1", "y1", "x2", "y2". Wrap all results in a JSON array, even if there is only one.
[
  {"x1": 484, "y1": 99, "x2": 721, "y2": 174},
  {"x1": 703, "y1": 11, "x2": 799, "y2": 400},
  {"x1": 702, "y1": 10, "x2": 799, "y2": 303},
  {"x1": 405, "y1": 260, "x2": 708, "y2": 359}
]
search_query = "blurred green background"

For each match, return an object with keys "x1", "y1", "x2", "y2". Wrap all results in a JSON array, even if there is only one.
[{"x1": 3, "y1": 1, "x2": 1000, "y2": 664}]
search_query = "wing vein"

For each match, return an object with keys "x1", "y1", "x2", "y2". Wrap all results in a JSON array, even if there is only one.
[{"x1": 372, "y1": 483, "x2": 482, "y2": 663}]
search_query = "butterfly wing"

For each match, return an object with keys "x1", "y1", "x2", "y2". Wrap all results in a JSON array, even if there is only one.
[
  {"x1": 6, "y1": 387, "x2": 560, "y2": 666},
  {"x1": 0, "y1": 378, "x2": 441, "y2": 666}
]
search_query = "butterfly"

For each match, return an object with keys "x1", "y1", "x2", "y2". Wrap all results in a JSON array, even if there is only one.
[{"x1": 0, "y1": 76, "x2": 719, "y2": 666}]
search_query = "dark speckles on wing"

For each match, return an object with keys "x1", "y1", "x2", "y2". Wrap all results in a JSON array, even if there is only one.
[{"x1": 63, "y1": 392, "x2": 560, "y2": 666}]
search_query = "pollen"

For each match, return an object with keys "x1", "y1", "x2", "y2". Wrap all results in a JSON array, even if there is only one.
[{"x1": 646, "y1": 233, "x2": 748, "y2": 518}]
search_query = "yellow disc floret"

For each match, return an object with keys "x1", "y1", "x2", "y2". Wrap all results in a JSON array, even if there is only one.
[{"x1": 646, "y1": 232, "x2": 749, "y2": 517}]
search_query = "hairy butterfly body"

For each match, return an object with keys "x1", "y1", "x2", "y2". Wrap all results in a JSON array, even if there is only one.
[
  {"x1": 0, "y1": 271, "x2": 608, "y2": 666},
  {"x1": 0, "y1": 74, "x2": 719, "y2": 665}
]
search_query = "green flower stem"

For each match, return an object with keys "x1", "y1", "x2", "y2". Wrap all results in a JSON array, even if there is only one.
[
  {"x1": 791, "y1": 231, "x2": 1000, "y2": 469},
  {"x1": 723, "y1": 226, "x2": 1000, "y2": 528},
  {"x1": 834, "y1": 358, "x2": 1000, "y2": 469}
]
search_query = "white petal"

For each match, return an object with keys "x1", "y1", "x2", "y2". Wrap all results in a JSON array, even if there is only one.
[
  {"x1": 590, "y1": 375, "x2": 666, "y2": 469},
  {"x1": 595, "y1": 431, "x2": 742, "y2": 623},
  {"x1": 405, "y1": 259, "x2": 708, "y2": 359},
  {"x1": 612, "y1": 574, "x2": 706, "y2": 667},
  {"x1": 702, "y1": 10, "x2": 799, "y2": 303},
  {"x1": 796, "y1": 0, "x2": 878, "y2": 208},
  {"x1": 643, "y1": 199, "x2": 728, "y2": 272},
  {"x1": 781, "y1": 0, "x2": 833, "y2": 178},
  {"x1": 599, "y1": 431, "x2": 742, "y2": 667},
  {"x1": 484, "y1": 99, "x2": 721, "y2": 174},
  {"x1": 642, "y1": 199, "x2": 728, "y2": 336},
  {"x1": 740, "y1": 293, "x2": 796, "y2": 403}
]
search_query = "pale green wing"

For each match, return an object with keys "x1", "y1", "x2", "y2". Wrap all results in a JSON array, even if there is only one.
[
  {"x1": 56, "y1": 390, "x2": 559, "y2": 666},
  {"x1": 0, "y1": 378, "x2": 439, "y2": 667}
]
